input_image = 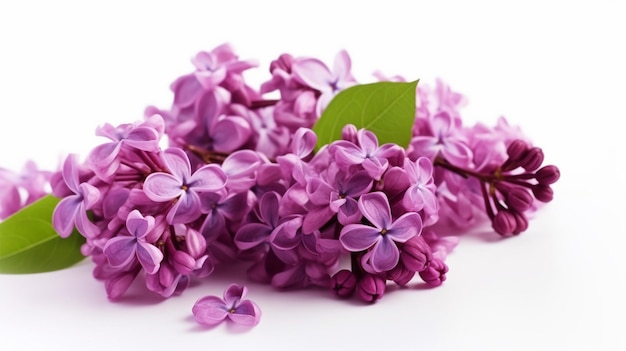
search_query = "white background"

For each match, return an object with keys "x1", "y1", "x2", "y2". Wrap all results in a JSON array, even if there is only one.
[{"x1": 1, "y1": 1, "x2": 624, "y2": 350}]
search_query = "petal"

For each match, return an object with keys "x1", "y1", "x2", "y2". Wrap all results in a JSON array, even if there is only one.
[
  {"x1": 195, "y1": 89, "x2": 223, "y2": 125},
  {"x1": 124, "y1": 126, "x2": 160, "y2": 151},
  {"x1": 339, "y1": 224, "x2": 381, "y2": 252},
  {"x1": 189, "y1": 164, "x2": 227, "y2": 192},
  {"x1": 103, "y1": 237, "x2": 137, "y2": 268},
  {"x1": 291, "y1": 128, "x2": 317, "y2": 158},
  {"x1": 143, "y1": 173, "x2": 183, "y2": 202},
  {"x1": 305, "y1": 178, "x2": 333, "y2": 206},
  {"x1": 192, "y1": 296, "x2": 228, "y2": 326},
  {"x1": 291, "y1": 58, "x2": 333, "y2": 91},
  {"x1": 222, "y1": 150, "x2": 261, "y2": 178},
  {"x1": 126, "y1": 210, "x2": 154, "y2": 238},
  {"x1": 357, "y1": 129, "x2": 379, "y2": 155},
  {"x1": 74, "y1": 206, "x2": 100, "y2": 238},
  {"x1": 229, "y1": 300, "x2": 261, "y2": 326},
  {"x1": 258, "y1": 192, "x2": 280, "y2": 227},
  {"x1": 77, "y1": 183, "x2": 101, "y2": 209},
  {"x1": 333, "y1": 50, "x2": 352, "y2": 82},
  {"x1": 370, "y1": 236, "x2": 400, "y2": 272},
  {"x1": 87, "y1": 142, "x2": 121, "y2": 173},
  {"x1": 172, "y1": 74, "x2": 201, "y2": 108},
  {"x1": 161, "y1": 148, "x2": 191, "y2": 182},
  {"x1": 336, "y1": 197, "x2": 361, "y2": 225},
  {"x1": 442, "y1": 139, "x2": 473, "y2": 166},
  {"x1": 136, "y1": 241, "x2": 164, "y2": 274},
  {"x1": 234, "y1": 223, "x2": 272, "y2": 250},
  {"x1": 61, "y1": 154, "x2": 81, "y2": 193},
  {"x1": 403, "y1": 185, "x2": 426, "y2": 211},
  {"x1": 331, "y1": 141, "x2": 366, "y2": 165},
  {"x1": 52, "y1": 195, "x2": 81, "y2": 238},
  {"x1": 343, "y1": 171, "x2": 373, "y2": 197},
  {"x1": 387, "y1": 212, "x2": 423, "y2": 242},
  {"x1": 223, "y1": 283, "x2": 246, "y2": 307},
  {"x1": 195, "y1": 68, "x2": 227, "y2": 90},
  {"x1": 410, "y1": 136, "x2": 439, "y2": 160},
  {"x1": 302, "y1": 205, "x2": 334, "y2": 234},
  {"x1": 270, "y1": 217, "x2": 302, "y2": 250},
  {"x1": 358, "y1": 192, "x2": 392, "y2": 229},
  {"x1": 210, "y1": 116, "x2": 251, "y2": 152},
  {"x1": 166, "y1": 191, "x2": 202, "y2": 224}
]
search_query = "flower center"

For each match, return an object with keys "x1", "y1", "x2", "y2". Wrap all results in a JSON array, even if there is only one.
[{"x1": 380, "y1": 228, "x2": 388, "y2": 235}]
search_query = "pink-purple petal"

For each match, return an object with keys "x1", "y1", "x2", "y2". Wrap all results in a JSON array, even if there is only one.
[
  {"x1": 292, "y1": 58, "x2": 332, "y2": 91},
  {"x1": 387, "y1": 212, "x2": 423, "y2": 242},
  {"x1": 143, "y1": 173, "x2": 183, "y2": 202},
  {"x1": 103, "y1": 237, "x2": 136, "y2": 268},
  {"x1": 52, "y1": 195, "x2": 81, "y2": 238},
  {"x1": 188, "y1": 164, "x2": 227, "y2": 191},
  {"x1": 126, "y1": 210, "x2": 154, "y2": 238},
  {"x1": 192, "y1": 296, "x2": 229, "y2": 326},
  {"x1": 166, "y1": 191, "x2": 202, "y2": 224},
  {"x1": 358, "y1": 192, "x2": 392, "y2": 229},
  {"x1": 223, "y1": 283, "x2": 246, "y2": 307},
  {"x1": 339, "y1": 224, "x2": 381, "y2": 252},
  {"x1": 370, "y1": 236, "x2": 400, "y2": 272},
  {"x1": 210, "y1": 116, "x2": 251, "y2": 152},
  {"x1": 135, "y1": 242, "x2": 163, "y2": 274},
  {"x1": 161, "y1": 148, "x2": 191, "y2": 181},
  {"x1": 234, "y1": 223, "x2": 272, "y2": 250},
  {"x1": 172, "y1": 74, "x2": 201, "y2": 108},
  {"x1": 228, "y1": 300, "x2": 261, "y2": 326}
]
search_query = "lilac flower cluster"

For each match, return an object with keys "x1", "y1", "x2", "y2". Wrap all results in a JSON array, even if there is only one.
[
  {"x1": 2, "y1": 43, "x2": 558, "y2": 305},
  {"x1": 0, "y1": 161, "x2": 52, "y2": 220}
]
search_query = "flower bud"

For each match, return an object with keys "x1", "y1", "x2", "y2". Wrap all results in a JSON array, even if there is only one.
[
  {"x1": 519, "y1": 147, "x2": 544, "y2": 172},
  {"x1": 105, "y1": 269, "x2": 139, "y2": 300},
  {"x1": 535, "y1": 165, "x2": 560, "y2": 185},
  {"x1": 532, "y1": 184, "x2": 554, "y2": 202},
  {"x1": 356, "y1": 273, "x2": 386, "y2": 303},
  {"x1": 505, "y1": 187, "x2": 533, "y2": 212},
  {"x1": 418, "y1": 258, "x2": 448, "y2": 287},
  {"x1": 511, "y1": 211, "x2": 528, "y2": 235},
  {"x1": 400, "y1": 236, "x2": 432, "y2": 272},
  {"x1": 387, "y1": 263, "x2": 416, "y2": 286},
  {"x1": 171, "y1": 250, "x2": 196, "y2": 275},
  {"x1": 492, "y1": 210, "x2": 517, "y2": 236},
  {"x1": 184, "y1": 228, "x2": 207, "y2": 259},
  {"x1": 341, "y1": 124, "x2": 358, "y2": 143},
  {"x1": 506, "y1": 140, "x2": 529, "y2": 161},
  {"x1": 330, "y1": 269, "x2": 357, "y2": 298},
  {"x1": 269, "y1": 53, "x2": 294, "y2": 73}
]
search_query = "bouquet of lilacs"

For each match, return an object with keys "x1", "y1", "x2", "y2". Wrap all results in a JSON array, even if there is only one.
[{"x1": 0, "y1": 43, "x2": 559, "y2": 326}]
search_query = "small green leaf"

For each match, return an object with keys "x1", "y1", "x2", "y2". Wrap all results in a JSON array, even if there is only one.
[
  {"x1": 313, "y1": 80, "x2": 419, "y2": 150},
  {"x1": 0, "y1": 195, "x2": 85, "y2": 274}
]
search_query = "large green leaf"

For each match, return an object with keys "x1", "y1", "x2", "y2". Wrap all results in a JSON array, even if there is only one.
[
  {"x1": 0, "y1": 194, "x2": 85, "y2": 274},
  {"x1": 313, "y1": 80, "x2": 419, "y2": 150}
]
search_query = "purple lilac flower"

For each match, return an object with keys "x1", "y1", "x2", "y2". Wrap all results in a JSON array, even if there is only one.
[
  {"x1": 340, "y1": 192, "x2": 423, "y2": 273},
  {"x1": 102, "y1": 210, "x2": 164, "y2": 274},
  {"x1": 0, "y1": 161, "x2": 52, "y2": 219},
  {"x1": 291, "y1": 50, "x2": 357, "y2": 117},
  {"x1": 143, "y1": 147, "x2": 226, "y2": 224},
  {"x1": 330, "y1": 128, "x2": 404, "y2": 181},
  {"x1": 86, "y1": 116, "x2": 163, "y2": 179},
  {"x1": 52, "y1": 154, "x2": 100, "y2": 238},
  {"x1": 302, "y1": 165, "x2": 372, "y2": 233},
  {"x1": 410, "y1": 110, "x2": 472, "y2": 166},
  {"x1": 192, "y1": 284, "x2": 261, "y2": 327}
]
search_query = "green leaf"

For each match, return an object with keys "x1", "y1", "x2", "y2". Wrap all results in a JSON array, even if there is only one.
[
  {"x1": 0, "y1": 194, "x2": 85, "y2": 274},
  {"x1": 313, "y1": 80, "x2": 419, "y2": 150}
]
